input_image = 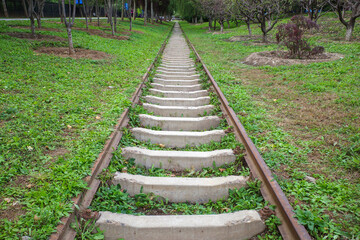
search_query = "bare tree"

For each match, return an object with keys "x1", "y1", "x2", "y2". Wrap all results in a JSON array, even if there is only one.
[
  {"x1": 232, "y1": 0, "x2": 256, "y2": 36},
  {"x1": 300, "y1": 0, "x2": 328, "y2": 22},
  {"x1": 328, "y1": 0, "x2": 360, "y2": 41},
  {"x1": 25, "y1": 0, "x2": 36, "y2": 37},
  {"x1": 22, "y1": 0, "x2": 29, "y2": 17},
  {"x1": 95, "y1": 0, "x2": 100, "y2": 25},
  {"x1": 129, "y1": 0, "x2": 133, "y2": 30},
  {"x1": 121, "y1": 0, "x2": 124, "y2": 20},
  {"x1": 105, "y1": 0, "x2": 115, "y2": 35},
  {"x1": 34, "y1": 0, "x2": 45, "y2": 28},
  {"x1": 61, "y1": 0, "x2": 77, "y2": 55},
  {"x1": 1, "y1": 0, "x2": 8, "y2": 17},
  {"x1": 151, "y1": 0, "x2": 154, "y2": 23}
]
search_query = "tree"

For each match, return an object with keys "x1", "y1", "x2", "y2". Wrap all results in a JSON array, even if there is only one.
[
  {"x1": 34, "y1": 0, "x2": 45, "y2": 28},
  {"x1": 144, "y1": 0, "x2": 148, "y2": 25},
  {"x1": 26, "y1": 0, "x2": 36, "y2": 37},
  {"x1": 237, "y1": 0, "x2": 289, "y2": 42},
  {"x1": 231, "y1": 0, "x2": 256, "y2": 36},
  {"x1": 61, "y1": 0, "x2": 77, "y2": 55},
  {"x1": 328, "y1": 0, "x2": 360, "y2": 41},
  {"x1": 104, "y1": 0, "x2": 115, "y2": 35},
  {"x1": 1, "y1": 0, "x2": 8, "y2": 17},
  {"x1": 299, "y1": 0, "x2": 328, "y2": 22}
]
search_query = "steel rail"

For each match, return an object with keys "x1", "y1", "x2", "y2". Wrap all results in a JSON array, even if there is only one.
[
  {"x1": 179, "y1": 24, "x2": 312, "y2": 240},
  {"x1": 50, "y1": 23, "x2": 175, "y2": 240}
]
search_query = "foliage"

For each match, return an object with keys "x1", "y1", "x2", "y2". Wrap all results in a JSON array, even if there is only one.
[{"x1": 276, "y1": 16, "x2": 321, "y2": 58}]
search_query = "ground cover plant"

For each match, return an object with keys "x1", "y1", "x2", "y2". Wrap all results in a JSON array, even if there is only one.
[
  {"x1": 0, "y1": 18, "x2": 172, "y2": 239},
  {"x1": 181, "y1": 13, "x2": 359, "y2": 239}
]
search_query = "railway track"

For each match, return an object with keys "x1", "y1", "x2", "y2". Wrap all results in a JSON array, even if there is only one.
[{"x1": 54, "y1": 22, "x2": 312, "y2": 240}]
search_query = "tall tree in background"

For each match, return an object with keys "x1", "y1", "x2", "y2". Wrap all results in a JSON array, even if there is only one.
[
  {"x1": 232, "y1": 0, "x2": 256, "y2": 36},
  {"x1": 105, "y1": 0, "x2": 115, "y2": 35},
  {"x1": 328, "y1": 0, "x2": 360, "y2": 41},
  {"x1": 26, "y1": 0, "x2": 36, "y2": 37},
  {"x1": 129, "y1": 0, "x2": 132, "y2": 30},
  {"x1": 144, "y1": 0, "x2": 147, "y2": 25},
  {"x1": 151, "y1": 0, "x2": 154, "y2": 23},
  {"x1": 34, "y1": 0, "x2": 45, "y2": 28},
  {"x1": 1, "y1": 0, "x2": 8, "y2": 17},
  {"x1": 300, "y1": 0, "x2": 328, "y2": 22},
  {"x1": 121, "y1": 0, "x2": 124, "y2": 20},
  {"x1": 82, "y1": 0, "x2": 90, "y2": 29},
  {"x1": 22, "y1": 0, "x2": 29, "y2": 17},
  {"x1": 61, "y1": 0, "x2": 77, "y2": 55}
]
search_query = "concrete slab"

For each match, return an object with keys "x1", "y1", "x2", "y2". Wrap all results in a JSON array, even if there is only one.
[
  {"x1": 153, "y1": 78, "x2": 200, "y2": 86},
  {"x1": 131, "y1": 128, "x2": 225, "y2": 148},
  {"x1": 139, "y1": 114, "x2": 220, "y2": 131},
  {"x1": 113, "y1": 172, "x2": 249, "y2": 203},
  {"x1": 121, "y1": 147, "x2": 236, "y2": 170},
  {"x1": 97, "y1": 211, "x2": 265, "y2": 240},
  {"x1": 144, "y1": 95, "x2": 210, "y2": 107},
  {"x1": 143, "y1": 103, "x2": 214, "y2": 117},
  {"x1": 150, "y1": 83, "x2": 203, "y2": 91},
  {"x1": 149, "y1": 89, "x2": 208, "y2": 98}
]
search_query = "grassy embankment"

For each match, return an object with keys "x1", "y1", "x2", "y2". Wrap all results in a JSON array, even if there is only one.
[
  {"x1": 181, "y1": 14, "x2": 359, "y2": 239},
  {"x1": 0, "y1": 18, "x2": 172, "y2": 239}
]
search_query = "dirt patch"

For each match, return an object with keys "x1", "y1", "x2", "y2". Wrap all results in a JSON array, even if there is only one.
[
  {"x1": 10, "y1": 175, "x2": 31, "y2": 187},
  {"x1": 243, "y1": 51, "x2": 344, "y2": 66},
  {"x1": 227, "y1": 35, "x2": 262, "y2": 42},
  {"x1": 0, "y1": 200, "x2": 26, "y2": 221},
  {"x1": 5, "y1": 32, "x2": 66, "y2": 41},
  {"x1": 74, "y1": 28, "x2": 130, "y2": 40},
  {"x1": 47, "y1": 147, "x2": 70, "y2": 158},
  {"x1": 35, "y1": 47, "x2": 111, "y2": 60},
  {"x1": 9, "y1": 25, "x2": 64, "y2": 32}
]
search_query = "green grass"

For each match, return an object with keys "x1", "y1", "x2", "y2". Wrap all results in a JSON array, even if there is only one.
[
  {"x1": 0, "y1": 18, "x2": 172, "y2": 239},
  {"x1": 180, "y1": 14, "x2": 360, "y2": 239}
]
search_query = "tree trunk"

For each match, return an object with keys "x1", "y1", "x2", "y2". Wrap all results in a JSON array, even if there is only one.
[
  {"x1": 66, "y1": 26, "x2": 75, "y2": 55},
  {"x1": 199, "y1": 16, "x2": 203, "y2": 23},
  {"x1": 121, "y1": 0, "x2": 124, "y2": 20},
  {"x1": 262, "y1": 32, "x2": 267, "y2": 42},
  {"x1": 96, "y1": 0, "x2": 99, "y2": 26},
  {"x1": 246, "y1": 22, "x2": 252, "y2": 36},
  {"x1": 150, "y1": 0, "x2": 154, "y2": 24},
  {"x1": 22, "y1": 0, "x2": 29, "y2": 17},
  {"x1": 28, "y1": 0, "x2": 36, "y2": 37},
  {"x1": 133, "y1": 0, "x2": 135, "y2": 20},
  {"x1": 144, "y1": 0, "x2": 147, "y2": 25},
  {"x1": 114, "y1": 0, "x2": 117, "y2": 32},
  {"x1": 108, "y1": 0, "x2": 114, "y2": 36},
  {"x1": 1, "y1": 0, "x2": 8, "y2": 17},
  {"x1": 195, "y1": 17, "x2": 197, "y2": 24},
  {"x1": 129, "y1": 0, "x2": 132, "y2": 31},
  {"x1": 83, "y1": 0, "x2": 88, "y2": 29},
  {"x1": 36, "y1": 15, "x2": 41, "y2": 28},
  {"x1": 226, "y1": 19, "x2": 230, "y2": 29},
  {"x1": 208, "y1": 19, "x2": 212, "y2": 31},
  {"x1": 58, "y1": 0, "x2": 64, "y2": 23},
  {"x1": 213, "y1": 20, "x2": 216, "y2": 31},
  {"x1": 220, "y1": 21, "x2": 224, "y2": 33},
  {"x1": 345, "y1": 22, "x2": 355, "y2": 41}
]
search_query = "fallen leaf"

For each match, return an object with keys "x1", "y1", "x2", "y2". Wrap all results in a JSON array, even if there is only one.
[
  {"x1": 67, "y1": 125, "x2": 72, "y2": 129},
  {"x1": 27, "y1": 146, "x2": 33, "y2": 151},
  {"x1": 219, "y1": 168, "x2": 225, "y2": 172},
  {"x1": 4, "y1": 198, "x2": 11, "y2": 203},
  {"x1": 159, "y1": 144, "x2": 165, "y2": 148},
  {"x1": 95, "y1": 116, "x2": 101, "y2": 120}
]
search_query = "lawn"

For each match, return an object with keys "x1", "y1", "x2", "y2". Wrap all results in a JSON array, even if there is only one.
[
  {"x1": 0, "y1": 18, "x2": 172, "y2": 239},
  {"x1": 181, "y1": 14, "x2": 359, "y2": 239}
]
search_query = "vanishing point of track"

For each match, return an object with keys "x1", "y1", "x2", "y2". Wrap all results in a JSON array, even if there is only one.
[{"x1": 52, "y1": 22, "x2": 312, "y2": 240}]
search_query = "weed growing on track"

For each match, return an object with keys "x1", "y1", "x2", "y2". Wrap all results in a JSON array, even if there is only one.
[
  {"x1": 181, "y1": 14, "x2": 359, "y2": 239},
  {"x1": 0, "y1": 19, "x2": 172, "y2": 239}
]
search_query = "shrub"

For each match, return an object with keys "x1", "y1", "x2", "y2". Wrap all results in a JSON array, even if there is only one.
[{"x1": 276, "y1": 15, "x2": 322, "y2": 59}]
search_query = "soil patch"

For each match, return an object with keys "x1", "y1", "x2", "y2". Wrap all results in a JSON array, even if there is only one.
[
  {"x1": 35, "y1": 47, "x2": 111, "y2": 60},
  {"x1": 243, "y1": 51, "x2": 344, "y2": 66},
  {"x1": 0, "y1": 201, "x2": 26, "y2": 221},
  {"x1": 9, "y1": 25, "x2": 64, "y2": 32},
  {"x1": 5, "y1": 32, "x2": 66, "y2": 41},
  {"x1": 74, "y1": 28, "x2": 130, "y2": 40},
  {"x1": 47, "y1": 147, "x2": 70, "y2": 158},
  {"x1": 227, "y1": 35, "x2": 262, "y2": 42},
  {"x1": 10, "y1": 175, "x2": 31, "y2": 187}
]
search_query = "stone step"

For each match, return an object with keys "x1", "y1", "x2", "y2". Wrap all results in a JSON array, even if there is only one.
[
  {"x1": 150, "y1": 83, "x2": 203, "y2": 92},
  {"x1": 143, "y1": 103, "x2": 214, "y2": 117},
  {"x1": 144, "y1": 95, "x2": 210, "y2": 107},
  {"x1": 121, "y1": 147, "x2": 236, "y2": 171},
  {"x1": 155, "y1": 74, "x2": 200, "y2": 80},
  {"x1": 160, "y1": 64, "x2": 195, "y2": 68},
  {"x1": 153, "y1": 78, "x2": 200, "y2": 86},
  {"x1": 139, "y1": 114, "x2": 220, "y2": 131},
  {"x1": 97, "y1": 211, "x2": 265, "y2": 240},
  {"x1": 149, "y1": 89, "x2": 208, "y2": 98},
  {"x1": 112, "y1": 172, "x2": 248, "y2": 203},
  {"x1": 131, "y1": 128, "x2": 225, "y2": 148}
]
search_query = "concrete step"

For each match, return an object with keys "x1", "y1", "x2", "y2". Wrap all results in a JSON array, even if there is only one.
[
  {"x1": 155, "y1": 74, "x2": 200, "y2": 80},
  {"x1": 149, "y1": 89, "x2": 208, "y2": 98},
  {"x1": 139, "y1": 114, "x2": 220, "y2": 131},
  {"x1": 121, "y1": 147, "x2": 236, "y2": 171},
  {"x1": 143, "y1": 103, "x2": 214, "y2": 117},
  {"x1": 150, "y1": 83, "x2": 203, "y2": 92},
  {"x1": 160, "y1": 64, "x2": 195, "y2": 68},
  {"x1": 131, "y1": 128, "x2": 225, "y2": 148},
  {"x1": 144, "y1": 95, "x2": 210, "y2": 107},
  {"x1": 157, "y1": 67, "x2": 196, "y2": 72},
  {"x1": 157, "y1": 70, "x2": 197, "y2": 76},
  {"x1": 112, "y1": 172, "x2": 248, "y2": 203},
  {"x1": 153, "y1": 78, "x2": 200, "y2": 86},
  {"x1": 97, "y1": 211, "x2": 265, "y2": 240}
]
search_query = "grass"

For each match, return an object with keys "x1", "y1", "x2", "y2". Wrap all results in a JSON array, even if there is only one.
[
  {"x1": 0, "y1": 18, "x2": 172, "y2": 239},
  {"x1": 180, "y1": 13, "x2": 359, "y2": 239}
]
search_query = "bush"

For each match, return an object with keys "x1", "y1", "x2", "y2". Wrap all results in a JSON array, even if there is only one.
[{"x1": 276, "y1": 15, "x2": 322, "y2": 59}]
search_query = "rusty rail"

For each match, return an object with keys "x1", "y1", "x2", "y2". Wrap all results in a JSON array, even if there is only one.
[
  {"x1": 179, "y1": 24, "x2": 312, "y2": 240},
  {"x1": 50, "y1": 22, "x2": 175, "y2": 240}
]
